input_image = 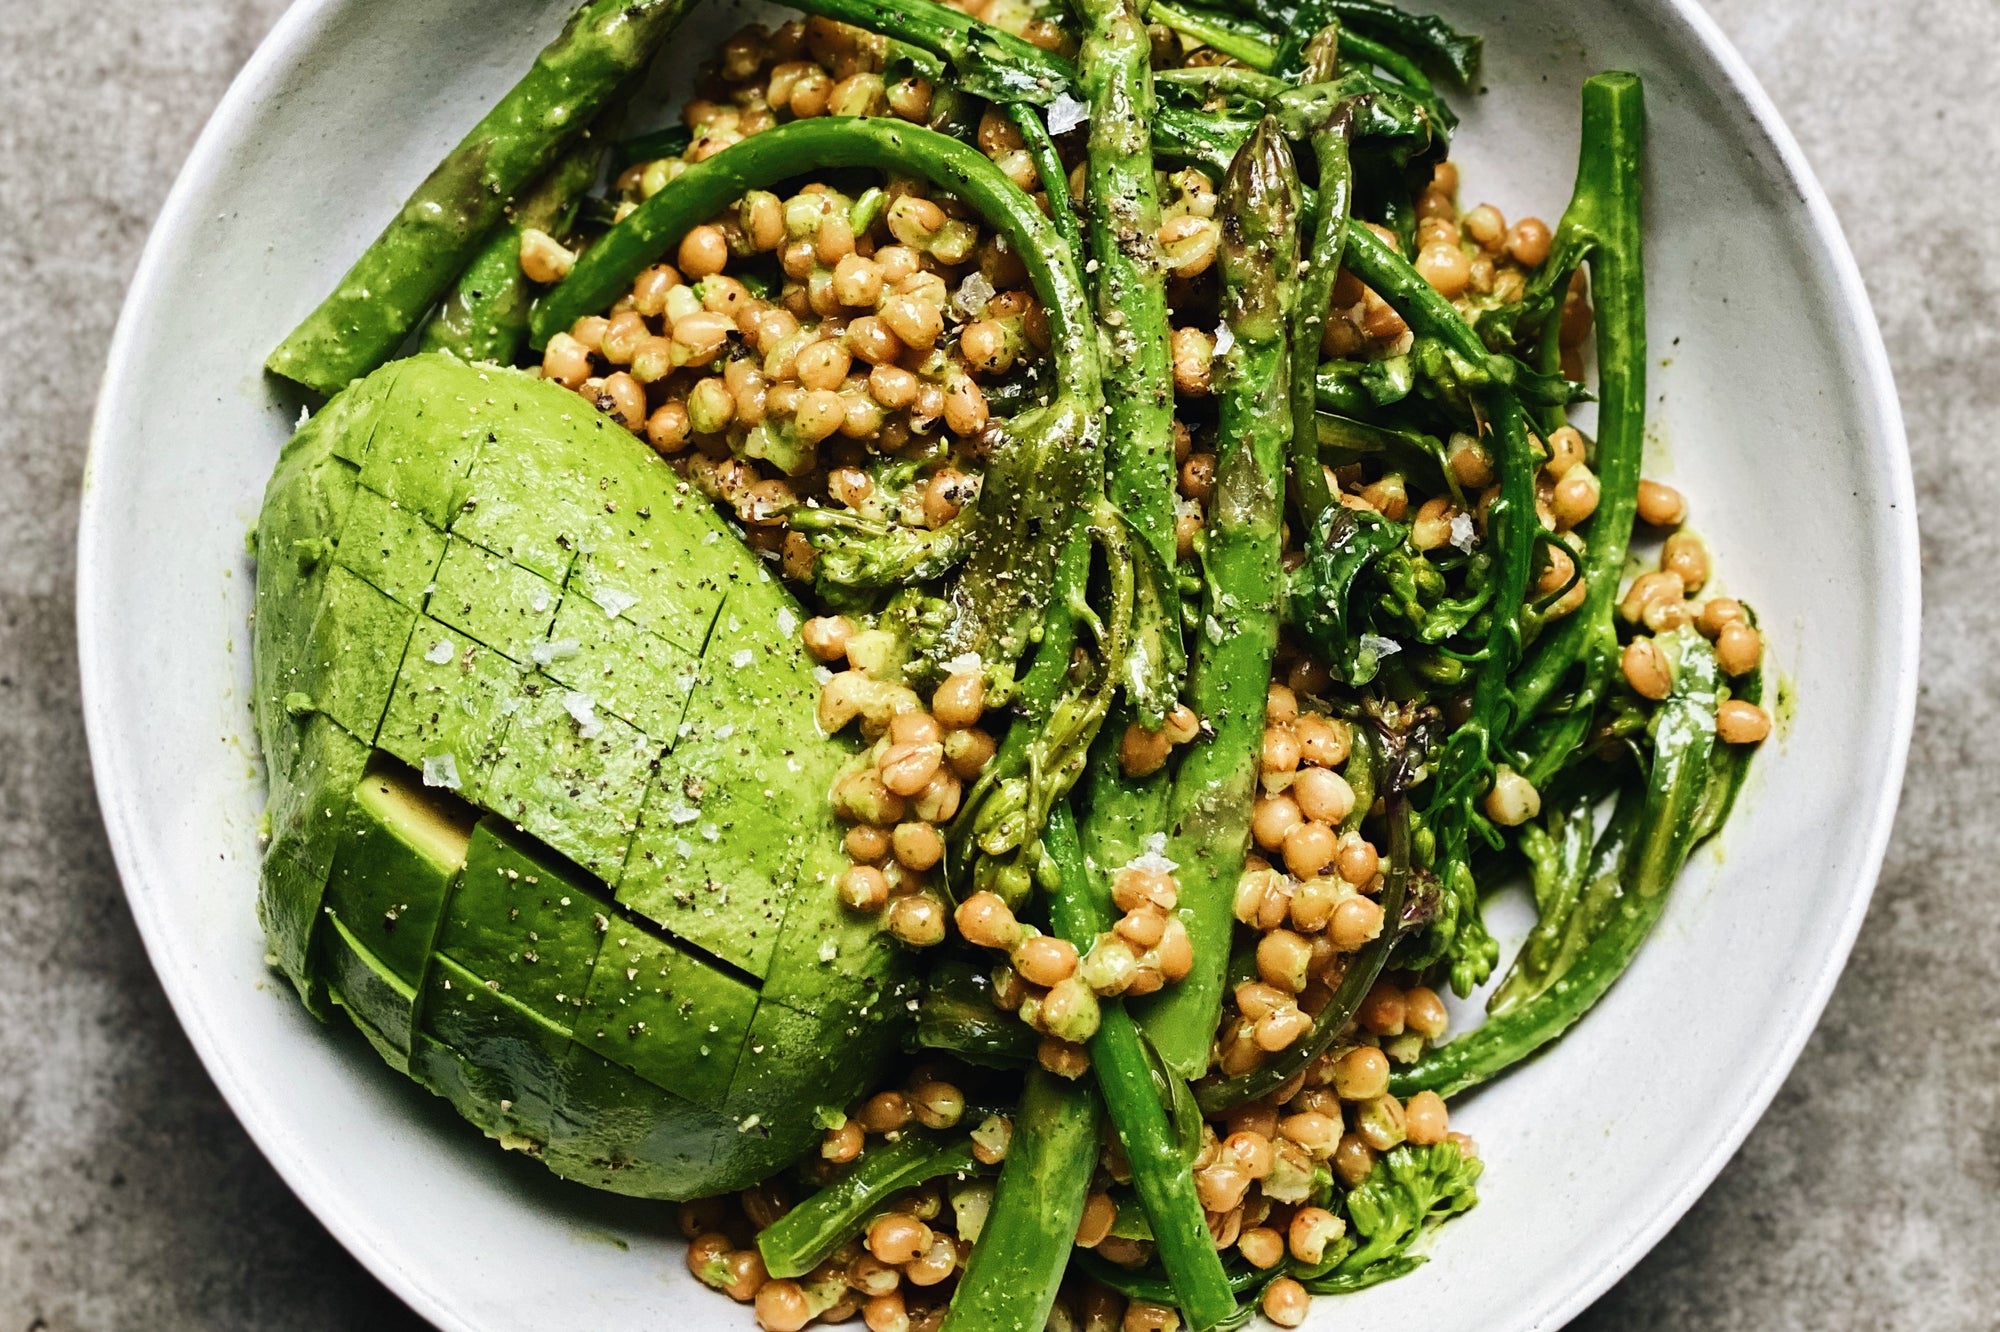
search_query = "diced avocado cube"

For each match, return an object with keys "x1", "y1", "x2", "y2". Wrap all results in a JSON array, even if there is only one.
[
  {"x1": 375, "y1": 618, "x2": 525, "y2": 803},
  {"x1": 299, "y1": 566, "x2": 415, "y2": 743},
  {"x1": 433, "y1": 817, "x2": 610, "y2": 1017},
  {"x1": 427, "y1": 536, "x2": 563, "y2": 664},
  {"x1": 545, "y1": 1043, "x2": 746, "y2": 1199},
  {"x1": 483, "y1": 680, "x2": 657, "y2": 880},
  {"x1": 257, "y1": 714, "x2": 371, "y2": 999},
  {"x1": 318, "y1": 911, "x2": 419, "y2": 1061},
  {"x1": 568, "y1": 540, "x2": 728, "y2": 659},
  {"x1": 449, "y1": 410, "x2": 605, "y2": 585},
  {"x1": 761, "y1": 832, "x2": 907, "y2": 1011},
  {"x1": 573, "y1": 927, "x2": 756, "y2": 1110},
  {"x1": 336, "y1": 485, "x2": 447, "y2": 609},
  {"x1": 321, "y1": 761, "x2": 476, "y2": 986},
  {"x1": 311, "y1": 359, "x2": 404, "y2": 465},
  {"x1": 335, "y1": 985, "x2": 415, "y2": 1076},
  {"x1": 253, "y1": 448, "x2": 358, "y2": 769},
  {"x1": 413, "y1": 954, "x2": 571, "y2": 1152},
  {"x1": 357, "y1": 357, "x2": 491, "y2": 527},
  {"x1": 620, "y1": 766, "x2": 798, "y2": 982},
  {"x1": 540, "y1": 590, "x2": 700, "y2": 741},
  {"x1": 621, "y1": 597, "x2": 850, "y2": 980},
  {"x1": 721, "y1": 992, "x2": 909, "y2": 1169}
]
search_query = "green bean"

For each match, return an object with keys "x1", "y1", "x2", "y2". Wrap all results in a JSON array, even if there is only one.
[
  {"x1": 268, "y1": 0, "x2": 692, "y2": 393},
  {"x1": 1138, "y1": 117, "x2": 1296, "y2": 1079},
  {"x1": 942, "y1": 1072, "x2": 1100, "y2": 1332}
]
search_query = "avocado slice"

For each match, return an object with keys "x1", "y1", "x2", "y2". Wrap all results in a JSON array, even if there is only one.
[
  {"x1": 253, "y1": 354, "x2": 908, "y2": 1198},
  {"x1": 315, "y1": 760, "x2": 477, "y2": 1053}
]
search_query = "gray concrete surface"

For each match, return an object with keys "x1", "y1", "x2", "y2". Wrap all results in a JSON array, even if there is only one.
[{"x1": 0, "y1": 0, "x2": 1993, "y2": 1326}]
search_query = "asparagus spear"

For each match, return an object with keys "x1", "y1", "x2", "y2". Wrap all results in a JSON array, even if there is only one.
[
  {"x1": 1138, "y1": 118, "x2": 1297, "y2": 1079},
  {"x1": 1077, "y1": 0, "x2": 1186, "y2": 721},
  {"x1": 1044, "y1": 806, "x2": 1236, "y2": 1332},
  {"x1": 941, "y1": 1072, "x2": 1100, "y2": 1332},
  {"x1": 418, "y1": 144, "x2": 601, "y2": 366},
  {"x1": 267, "y1": 0, "x2": 693, "y2": 393}
]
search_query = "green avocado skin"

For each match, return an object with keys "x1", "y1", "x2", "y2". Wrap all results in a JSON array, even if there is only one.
[{"x1": 253, "y1": 354, "x2": 912, "y2": 1199}]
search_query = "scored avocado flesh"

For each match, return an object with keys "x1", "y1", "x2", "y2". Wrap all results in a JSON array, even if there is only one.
[{"x1": 253, "y1": 354, "x2": 913, "y2": 1199}]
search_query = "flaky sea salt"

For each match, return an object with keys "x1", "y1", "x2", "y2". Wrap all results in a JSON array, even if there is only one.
[
  {"x1": 1361, "y1": 634, "x2": 1403, "y2": 660},
  {"x1": 422, "y1": 754, "x2": 462, "y2": 790},
  {"x1": 954, "y1": 270, "x2": 997, "y2": 319},
  {"x1": 1449, "y1": 512, "x2": 1477, "y2": 552},
  {"x1": 563, "y1": 691, "x2": 603, "y2": 739},
  {"x1": 730, "y1": 648, "x2": 754, "y2": 669},
  {"x1": 1046, "y1": 91, "x2": 1090, "y2": 135},
  {"x1": 531, "y1": 637, "x2": 579, "y2": 666},
  {"x1": 424, "y1": 639, "x2": 455, "y2": 665},
  {"x1": 1212, "y1": 322, "x2": 1235, "y2": 357},
  {"x1": 591, "y1": 584, "x2": 640, "y2": 619}
]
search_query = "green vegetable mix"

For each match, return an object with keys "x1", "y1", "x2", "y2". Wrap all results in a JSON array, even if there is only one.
[{"x1": 254, "y1": 3, "x2": 1770, "y2": 1325}]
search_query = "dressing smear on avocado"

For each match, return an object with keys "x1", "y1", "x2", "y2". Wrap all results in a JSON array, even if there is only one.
[{"x1": 255, "y1": 1, "x2": 1767, "y2": 1328}]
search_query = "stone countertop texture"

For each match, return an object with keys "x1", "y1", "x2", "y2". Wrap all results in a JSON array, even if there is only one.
[{"x1": 1, "y1": 0, "x2": 1993, "y2": 1326}]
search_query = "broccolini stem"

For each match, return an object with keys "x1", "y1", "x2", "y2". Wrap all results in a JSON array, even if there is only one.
[
  {"x1": 268, "y1": 0, "x2": 693, "y2": 393},
  {"x1": 1044, "y1": 806, "x2": 1236, "y2": 1332},
  {"x1": 1284, "y1": 27, "x2": 1350, "y2": 527},
  {"x1": 1138, "y1": 118, "x2": 1297, "y2": 1079},
  {"x1": 941, "y1": 1072, "x2": 1100, "y2": 1332},
  {"x1": 1147, "y1": 0, "x2": 1279, "y2": 68},
  {"x1": 532, "y1": 118, "x2": 1099, "y2": 405},
  {"x1": 1006, "y1": 103, "x2": 1086, "y2": 257},
  {"x1": 757, "y1": 1131, "x2": 981, "y2": 1278},
  {"x1": 1505, "y1": 75, "x2": 1650, "y2": 749},
  {"x1": 784, "y1": 0, "x2": 1075, "y2": 104},
  {"x1": 1392, "y1": 631, "x2": 1729, "y2": 1099},
  {"x1": 1341, "y1": 223, "x2": 1539, "y2": 994},
  {"x1": 1273, "y1": 0, "x2": 1480, "y2": 85}
]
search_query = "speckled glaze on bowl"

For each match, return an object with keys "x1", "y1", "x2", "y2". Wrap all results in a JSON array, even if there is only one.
[{"x1": 79, "y1": 1, "x2": 1916, "y2": 1328}]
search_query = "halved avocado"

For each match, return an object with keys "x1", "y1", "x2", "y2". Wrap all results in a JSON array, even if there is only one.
[{"x1": 254, "y1": 354, "x2": 913, "y2": 1198}]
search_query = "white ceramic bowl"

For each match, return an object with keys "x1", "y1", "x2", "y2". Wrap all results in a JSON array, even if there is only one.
[{"x1": 80, "y1": 0, "x2": 1916, "y2": 1327}]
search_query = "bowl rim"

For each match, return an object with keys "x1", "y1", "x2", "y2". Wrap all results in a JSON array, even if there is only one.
[{"x1": 77, "y1": 0, "x2": 1920, "y2": 1327}]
